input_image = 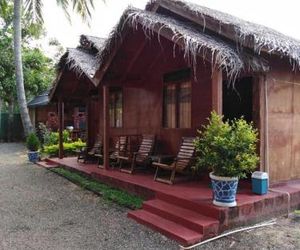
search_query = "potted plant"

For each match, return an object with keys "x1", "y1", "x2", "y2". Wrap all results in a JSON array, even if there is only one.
[
  {"x1": 194, "y1": 112, "x2": 259, "y2": 207},
  {"x1": 26, "y1": 132, "x2": 40, "y2": 163}
]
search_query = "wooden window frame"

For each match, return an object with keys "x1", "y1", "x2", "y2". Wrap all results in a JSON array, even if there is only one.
[
  {"x1": 163, "y1": 80, "x2": 192, "y2": 129},
  {"x1": 109, "y1": 87, "x2": 123, "y2": 128}
]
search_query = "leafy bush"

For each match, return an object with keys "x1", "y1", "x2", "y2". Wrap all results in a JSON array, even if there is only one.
[
  {"x1": 44, "y1": 140, "x2": 86, "y2": 156},
  {"x1": 26, "y1": 132, "x2": 40, "y2": 151},
  {"x1": 194, "y1": 111, "x2": 259, "y2": 178},
  {"x1": 44, "y1": 130, "x2": 71, "y2": 146},
  {"x1": 37, "y1": 122, "x2": 50, "y2": 146}
]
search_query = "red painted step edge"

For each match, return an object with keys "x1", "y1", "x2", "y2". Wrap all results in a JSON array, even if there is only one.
[
  {"x1": 128, "y1": 210, "x2": 203, "y2": 246},
  {"x1": 143, "y1": 199, "x2": 219, "y2": 237},
  {"x1": 36, "y1": 161, "x2": 59, "y2": 169},
  {"x1": 156, "y1": 192, "x2": 226, "y2": 221}
]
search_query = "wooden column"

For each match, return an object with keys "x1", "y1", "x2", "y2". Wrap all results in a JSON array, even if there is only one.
[
  {"x1": 259, "y1": 76, "x2": 267, "y2": 173},
  {"x1": 58, "y1": 98, "x2": 64, "y2": 159},
  {"x1": 85, "y1": 99, "x2": 89, "y2": 145},
  {"x1": 212, "y1": 68, "x2": 223, "y2": 115},
  {"x1": 103, "y1": 85, "x2": 109, "y2": 169}
]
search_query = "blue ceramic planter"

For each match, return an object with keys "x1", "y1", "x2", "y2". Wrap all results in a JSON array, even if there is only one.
[
  {"x1": 210, "y1": 172, "x2": 239, "y2": 207},
  {"x1": 28, "y1": 151, "x2": 39, "y2": 163}
]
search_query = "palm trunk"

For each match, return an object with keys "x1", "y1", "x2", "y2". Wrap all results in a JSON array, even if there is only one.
[{"x1": 13, "y1": 0, "x2": 33, "y2": 136}]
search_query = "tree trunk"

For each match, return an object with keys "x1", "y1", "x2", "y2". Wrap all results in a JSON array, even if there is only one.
[{"x1": 13, "y1": 0, "x2": 33, "y2": 136}]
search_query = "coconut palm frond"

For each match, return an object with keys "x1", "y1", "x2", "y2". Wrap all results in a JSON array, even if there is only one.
[
  {"x1": 55, "y1": 0, "x2": 95, "y2": 24},
  {"x1": 24, "y1": 0, "x2": 43, "y2": 24},
  {"x1": 71, "y1": 0, "x2": 94, "y2": 23},
  {"x1": 56, "y1": 0, "x2": 71, "y2": 23}
]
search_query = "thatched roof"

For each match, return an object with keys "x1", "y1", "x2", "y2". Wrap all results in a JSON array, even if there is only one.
[
  {"x1": 147, "y1": 0, "x2": 300, "y2": 69},
  {"x1": 27, "y1": 89, "x2": 50, "y2": 108},
  {"x1": 50, "y1": 35, "x2": 105, "y2": 101},
  {"x1": 97, "y1": 7, "x2": 269, "y2": 83},
  {"x1": 80, "y1": 35, "x2": 106, "y2": 52},
  {"x1": 60, "y1": 47, "x2": 99, "y2": 79},
  {"x1": 57, "y1": 35, "x2": 106, "y2": 80}
]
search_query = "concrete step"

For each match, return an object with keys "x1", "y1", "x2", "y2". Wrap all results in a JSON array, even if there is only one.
[
  {"x1": 36, "y1": 161, "x2": 59, "y2": 169},
  {"x1": 156, "y1": 192, "x2": 226, "y2": 220},
  {"x1": 143, "y1": 199, "x2": 219, "y2": 237},
  {"x1": 128, "y1": 209, "x2": 203, "y2": 246}
]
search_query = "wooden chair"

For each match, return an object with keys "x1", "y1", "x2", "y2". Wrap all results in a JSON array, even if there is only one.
[
  {"x1": 110, "y1": 136, "x2": 128, "y2": 162},
  {"x1": 97, "y1": 135, "x2": 128, "y2": 166},
  {"x1": 118, "y1": 134, "x2": 155, "y2": 174},
  {"x1": 152, "y1": 137, "x2": 196, "y2": 184},
  {"x1": 76, "y1": 136, "x2": 103, "y2": 163}
]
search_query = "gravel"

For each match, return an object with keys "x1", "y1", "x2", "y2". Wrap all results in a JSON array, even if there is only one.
[
  {"x1": 0, "y1": 143, "x2": 177, "y2": 250},
  {"x1": 0, "y1": 143, "x2": 300, "y2": 250}
]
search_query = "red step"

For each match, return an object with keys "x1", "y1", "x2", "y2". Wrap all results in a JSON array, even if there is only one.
[
  {"x1": 36, "y1": 161, "x2": 59, "y2": 169},
  {"x1": 156, "y1": 192, "x2": 226, "y2": 220},
  {"x1": 128, "y1": 209, "x2": 203, "y2": 246},
  {"x1": 143, "y1": 199, "x2": 219, "y2": 237}
]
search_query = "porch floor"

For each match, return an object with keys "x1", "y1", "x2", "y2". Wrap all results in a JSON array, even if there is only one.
[{"x1": 41, "y1": 157, "x2": 300, "y2": 246}]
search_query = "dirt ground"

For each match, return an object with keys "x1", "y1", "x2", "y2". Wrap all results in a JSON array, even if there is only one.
[{"x1": 0, "y1": 143, "x2": 300, "y2": 250}]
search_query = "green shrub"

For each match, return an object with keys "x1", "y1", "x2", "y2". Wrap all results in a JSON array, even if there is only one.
[
  {"x1": 26, "y1": 132, "x2": 40, "y2": 151},
  {"x1": 44, "y1": 130, "x2": 71, "y2": 146},
  {"x1": 194, "y1": 111, "x2": 259, "y2": 178},
  {"x1": 44, "y1": 140, "x2": 86, "y2": 156}
]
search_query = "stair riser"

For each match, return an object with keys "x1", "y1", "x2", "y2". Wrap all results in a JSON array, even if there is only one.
[
  {"x1": 143, "y1": 203, "x2": 219, "y2": 236},
  {"x1": 128, "y1": 213, "x2": 202, "y2": 246},
  {"x1": 156, "y1": 192, "x2": 223, "y2": 220}
]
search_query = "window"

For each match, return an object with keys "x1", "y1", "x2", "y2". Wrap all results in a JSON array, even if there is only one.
[
  {"x1": 163, "y1": 81, "x2": 191, "y2": 128},
  {"x1": 109, "y1": 88, "x2": 123, "y2": 128}
]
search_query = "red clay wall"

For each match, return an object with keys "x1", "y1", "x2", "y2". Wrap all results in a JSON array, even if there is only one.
[{"x1": 99, "y1": 31, "x2": 213, "y2": 155}]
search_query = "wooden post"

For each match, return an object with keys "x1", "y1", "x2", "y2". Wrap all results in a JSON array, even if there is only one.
[
  {"x1": 85, "y1": 99, "x2": 89, "y2": 145},
  {"x1": 103, "y1": 85, "x2": 109, "y2": 169},
  {"x1": 212, "y1": 68, "x2": 223, "y2": 115},
  {"x1": 259, "y1": 76, "x2": 267, "y2": 173},
  {"x1": 58, "y1": 98, "x2": 64, "y2": 159}
]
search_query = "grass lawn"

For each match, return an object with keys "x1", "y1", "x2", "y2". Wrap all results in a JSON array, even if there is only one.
[{"x1": 51, "y1": 167, "x2": 143, "y2": 209}]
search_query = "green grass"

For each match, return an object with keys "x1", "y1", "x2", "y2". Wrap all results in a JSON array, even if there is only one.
[{"x1": 51, "y1": 167, "x2": 143, "y2": 209}]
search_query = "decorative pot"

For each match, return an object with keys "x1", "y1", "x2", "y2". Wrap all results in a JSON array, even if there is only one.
[
  {"x1": 209, "y1": 172, "x2": 239, "y2": 207},
  {"x1": 28, "y1": 151, "x2": 39, "y2": 163}
]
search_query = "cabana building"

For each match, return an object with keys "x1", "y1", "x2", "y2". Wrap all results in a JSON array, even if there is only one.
[
  {"x1": 50, "y1": 35, "x2": 105, "y2": 143},
  {"x1": 46, "y1": 0, "x2": 300, "y2": 246},
  {"x1": 90, "y1": 0, "x2": 300, "y2": 184}
]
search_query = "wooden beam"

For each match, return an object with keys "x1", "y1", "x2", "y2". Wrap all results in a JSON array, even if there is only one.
[
  {"x1": 102, "y1": 85, "x2": 110, "y2": 169},
  {"x1": 145, "y1": 49, "x2": 164, "y2": 74},
  {"x1": 58, "y1": 98, "x2": 64, "y2": 159},
  {"x1": 49, "y1": 70, "x2": 64, "y2": 102},
  {"x1": 211, "y1": 67, "x2": 223, "y2": 115},
  {"x1": 93, "y1": 28, "x2": 129, "y2": 87},
  {"x1": 259, "y1": 76, "x2": 267, "y2": 172},
  {"x1": 120, "y1": 40, "x2": 147, "y2": 82},
  {"x1": 85, "y1": 99, "x2": 89, "y2": 145}
]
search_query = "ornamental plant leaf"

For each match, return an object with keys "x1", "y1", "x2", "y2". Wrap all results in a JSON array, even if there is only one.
[{"x1": 194, "y1": 111, "x2": 259, "y2": 178}]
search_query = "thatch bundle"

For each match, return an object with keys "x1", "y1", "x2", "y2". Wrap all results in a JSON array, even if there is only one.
[
  {"x1": 97, "y1": 8, "x2": 269, "y2": 82},
  {"x1": 147, "y1": 0, "x2": 300, "y2": 69},
  {"x1": 58, "y1": 36, "x2": 105, "y2": 79},
  {"x1": 58, "y1": 0, "x2": 300, "y2": 84},
  {"x1": 80, "y1": 35, "x2": 106, "y2": 52},
  {"x1": 59, "y1": 48, "x2": 99, "y2": 78}
]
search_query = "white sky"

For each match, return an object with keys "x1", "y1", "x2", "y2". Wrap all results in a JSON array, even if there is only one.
[{"x1": 42, "y1": 0, "x2": 300, "y2": 56}]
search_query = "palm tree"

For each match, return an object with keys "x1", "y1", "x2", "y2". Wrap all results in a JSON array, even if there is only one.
[{"x1": 10, "y1": 0, "x2": 95, "y2": 136}]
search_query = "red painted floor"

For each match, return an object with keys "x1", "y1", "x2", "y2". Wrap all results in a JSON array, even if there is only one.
[{"x1": 40, "y1": 157, "x2": 300, "y2": 246}]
